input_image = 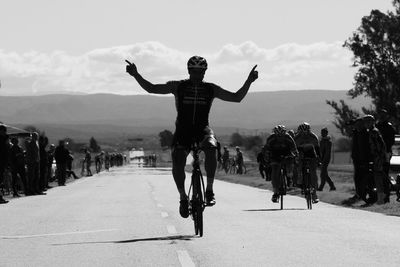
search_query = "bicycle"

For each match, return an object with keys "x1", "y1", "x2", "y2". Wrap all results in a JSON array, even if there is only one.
[
  {"x1": 301, "y1": 157, "x2": 313, "y2": 210},
  {"x1": 277, "y1": 156, "x2": 290, "y2": 210},
  {"x1": 187, "y1": 143, "x2": 208, "y2": 237}
]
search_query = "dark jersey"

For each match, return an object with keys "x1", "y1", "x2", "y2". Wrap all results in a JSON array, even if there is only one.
[
  {"x1": 171, "y1": 80, "x2": 215, "y2": 131},
  {"x1": 265, "y1": 133, "x2": 297, "y2": 162}
]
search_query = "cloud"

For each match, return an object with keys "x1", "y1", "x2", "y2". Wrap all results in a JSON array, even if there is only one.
[{"x1": 0, "y1": 41, "x2": 354, "y2": 95}]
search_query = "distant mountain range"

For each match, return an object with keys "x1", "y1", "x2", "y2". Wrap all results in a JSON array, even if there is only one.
[{"x1": 0, "y1": 90, "x2": 371, "y2": 141}]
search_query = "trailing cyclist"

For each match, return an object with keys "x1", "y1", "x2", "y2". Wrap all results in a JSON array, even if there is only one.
[
  {"x1": 294, "y1": 122, "x2": 320, "y2": 204},
  {"x1": 126, "y1": 56, "x2": 258, "y2": 218},
  {"x1": 264, "y1": 125, "x2": 297, "y2": 203}
]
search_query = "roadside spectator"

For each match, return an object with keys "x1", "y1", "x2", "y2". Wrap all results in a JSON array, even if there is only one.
[
  {"x1": 376, "y1": 109, "x2": 396, "y2": 203},
  {"x1": 0, "y1": 124, "x2": 10, "y2": 203},
  {"x1": 66, "y1": 151, "x2": 78, "y2": 179},
  {"x1": 104, "y1": 151, "x2": 110, "y2": 171},
  {"x1": 9, "y1": 137, "x2": 28, "y2": 197},
  {"x1": 257, "y1": 149, "x2": 268, "y2": 179},
  {"x1": 39, "y1": 135, "x2": 48, "y2": 192},
  {"x1": 222, "y1": 146, "x2": 230, "y2": 174},
  {"x1": 46, "y1": 144, "x2": 55, "y2": 187},
  {"x1": 364, "y1": 115, "x2": 387, "y2": 205},
  {"x1": 85, "y1": 149, "x2": 92, "y2": 176},
  {"x1": 349, "y1": 118, "x2": 376, "y2": 205},
  {"x1": 54, "y1": 140, "x2": 69, "y2": 186},
  {"x1": 235, "y1": 146, "x2": 244, "y2": 174},
  {"x1": 318, "y1": 128, "x2": 336, "y2": 191},
  {"x1": 26, "y1": 132, "x2": 43, "y2": 195}
]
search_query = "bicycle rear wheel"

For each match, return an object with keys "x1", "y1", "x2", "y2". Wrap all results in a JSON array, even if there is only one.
[
  {"x1": 304, "y1": 173, "x2": 312, "y2": 210},
  {"x1": 191, "y1": 170, "x2": 204, "y2": 237}
]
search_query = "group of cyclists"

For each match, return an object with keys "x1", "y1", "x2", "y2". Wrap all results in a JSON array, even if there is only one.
[{"x1": 263, "y1": 123, "x2": 321, "y2": 204}]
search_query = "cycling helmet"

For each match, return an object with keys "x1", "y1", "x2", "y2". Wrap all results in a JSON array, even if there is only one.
[
  {"x1": 187, "y1": 56, "x2": 208, "y2": 70},
  {"x1": 273, "y1": 125, "x2": 286, "y2": 135},
  {"x1": 297, "y1": 122, "x2": 311, "y2": 133}
]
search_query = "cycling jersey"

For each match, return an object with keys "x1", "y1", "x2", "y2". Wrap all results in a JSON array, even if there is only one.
[
  {"x1": 265, "y1": 133, "x2": 297, "y2": 162},
  {"x1": 168, "y1": 79, "x2": 218, "y2": 149},
  {"x1": 294, "y1": 132, "x2": 320, "y2": 159}
]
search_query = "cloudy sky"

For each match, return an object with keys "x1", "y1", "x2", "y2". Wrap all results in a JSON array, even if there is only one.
[{"x1": 0, "y1": 0, "x2": 394, "y2": 95}]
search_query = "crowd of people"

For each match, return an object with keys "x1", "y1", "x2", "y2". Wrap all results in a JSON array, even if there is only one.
[{"x1": 0, "y1": 123, "x2": 127, "y2": 204}]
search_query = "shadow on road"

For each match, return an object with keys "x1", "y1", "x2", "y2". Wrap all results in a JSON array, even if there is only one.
[
  {"x1": 243, "y1": 208, "x2": 307, "y2": 212},
  {"x1": 51, "y1": 235, "x2": 196, "y2": 246}
]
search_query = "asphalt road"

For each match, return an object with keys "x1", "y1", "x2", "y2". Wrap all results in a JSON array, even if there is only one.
[{"x1": 1, "y1": 165, "x2": 400, "y2": 267}]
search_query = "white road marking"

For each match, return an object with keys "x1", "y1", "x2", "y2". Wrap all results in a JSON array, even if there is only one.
[
  {"x1": 177, "y1": 250, "x2": 195, "y2": 267},
  {"x1": 0, "y1": 229, "x2": 119, "y2": 239},
  {"x1": 167, "y1": 225, "x2": 177, "y2": 234},
  {"x1": 157, "y1": 203, "x2": 164, "y2": 208},
  {"x1": 161, "y1": 212, "x2": 169, "y2": 218}
]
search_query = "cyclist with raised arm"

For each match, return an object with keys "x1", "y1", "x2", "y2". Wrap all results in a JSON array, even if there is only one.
[
  {"x1": 126, "y1": 56, "x2": 258, "y2": 218},
  {"x1": 264, "y1": 125, "x2": 297, "y2": 203},
  {"x1": 294, "y1": 122, "x2": 320, "y2": 203}
]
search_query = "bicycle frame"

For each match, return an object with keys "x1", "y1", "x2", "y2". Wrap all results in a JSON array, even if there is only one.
[
  {"x1": 187, "y1": 144, "x2": 206, "y2": 237},
  {"x1": 301, "y1": 157, "x2": 313, "y2": 210}
]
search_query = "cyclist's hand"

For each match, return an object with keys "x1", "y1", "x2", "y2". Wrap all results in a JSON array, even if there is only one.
[
  {"x1": 247, "y1": 65, "x2": 258, "y2": 83},
  {"x1": 125, "y1": 60, "x2": 138, "y2": 76}
]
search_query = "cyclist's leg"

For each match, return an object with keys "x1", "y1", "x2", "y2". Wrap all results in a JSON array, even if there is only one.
[
  {"x1": 270, "y1": 162, "x2": 280, "y2": 194},
  {"x1": 204, "y1": 147, "x2": 217, "y2": 192},
  {"x1": 285, "y1": 158, "x2": 294, "y2": 187},
  {"x1": 171, "y1": 147, "x2": 189, "y2": 200}
]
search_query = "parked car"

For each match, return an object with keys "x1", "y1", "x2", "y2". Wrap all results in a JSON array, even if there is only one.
[{"x1": 390, "y1": 135, "x2": 400, "y2": 171}]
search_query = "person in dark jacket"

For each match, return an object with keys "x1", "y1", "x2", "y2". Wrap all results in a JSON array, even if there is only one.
[
  {"x1": 318, "y1": 128, "x2": 336, "y2": 191},
  {"x1": 364, "y1": 115, "x2": 387, "y2": 204},
  {"x1": 9, "y1": 137, "x2": 27, "y2": 197},
  {"x1": 0, "y1": 124, "x2": 10, "y2": 203},
  {"x1": 350, "y1": 118, "x2": 378, "y2": 205},
  {"x1": 376, "y1": 109, "x2": 396, "y2": 203},
  {"x1": 46, "y1": 144, "x2": 55, "y2": 187},
  {"x1": 54, "y1": 140, "x2": 69, "y2": 186},
  {"x1": 39, "y1": 135, "x2": 48, "y2": 192},
  {"x1": 26, "y1": 132, "x2": 43, "y2": 195}
]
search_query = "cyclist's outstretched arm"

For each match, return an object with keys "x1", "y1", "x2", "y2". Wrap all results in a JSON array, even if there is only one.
[
  {"x1": 125, "y1": 60, "x2": 175, "y2": 95},
  {"x1": 214, "y1": 65, "x2": 258, "y2": 103}
]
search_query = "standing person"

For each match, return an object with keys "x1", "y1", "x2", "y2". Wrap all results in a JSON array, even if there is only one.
[
  {"x1": 364, "y1": 115, "x2": 388, "y2": 204},
  {"x1": 104, "y1": 151, "x2": 110, "y2": 171},
  {"x1": 222, "y1": 146, "x2": 230, "y2": 174},
  {"x1": 376, "y1": 109, "x2": 396, "y2": 203},
  {"x1": 26, "y1": 132, "x2": 43, "y2": 195},
  {"x1": 294, "y1": 122, "x2": 320, "y2": 203},
  {"x1": 257, "y1": 149, "x2": 268, "y2": 179},
  {"x1": 46, "y1": 144, "x2": 55, "y2": 187},
  {"x1": 66, "y1": 151, "x2": 78, "y2": 179},
  {"x1": 38, "y1": 135, "x2": 48, "y2": 192},
  {"x1": 350, "y1": 118, "x2": 376, "y2": 205},
  {"x1": 9, "y1": 137, "x2": 28, "y2": 197},
  {"x1": 85, "y1": 149, "x2": 92, "y2": 176},
  {"x1": 235, "y1": 146, "x2": 244, "y2": 174},
  {"x1": 0, "y1": 124, "x2": 10, "y2": 203},
  {"x1": 126, "y1": 56, "x2": 258, "y2": 218},
  {"x1": 318, "y1": 128, "x2": 336, "y2": 191},
  {"x1": 54, "y1": 140, "x2": 69, "y2": 186}
]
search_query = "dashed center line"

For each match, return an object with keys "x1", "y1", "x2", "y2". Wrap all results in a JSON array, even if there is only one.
[
  {"x1": 157, "y1": 203, "x2": 164, "y2": 208},
  {"x1": 161, "y1": 212, "x2": 169, "y2": 218},
  {"x1": 177, "y1": 250, "x2": 195, "y2": 267}
]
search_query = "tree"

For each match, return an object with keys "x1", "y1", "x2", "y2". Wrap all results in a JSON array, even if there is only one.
[
  {"x1": 327, "y1": 0, "x2": 400, "y2": 133},
  {"x1": 89, "y1": 137, "x2": 101, "y2": 153},
  {"x1": 159, "y1": 130, "x2": 173, "y2": 149}
]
